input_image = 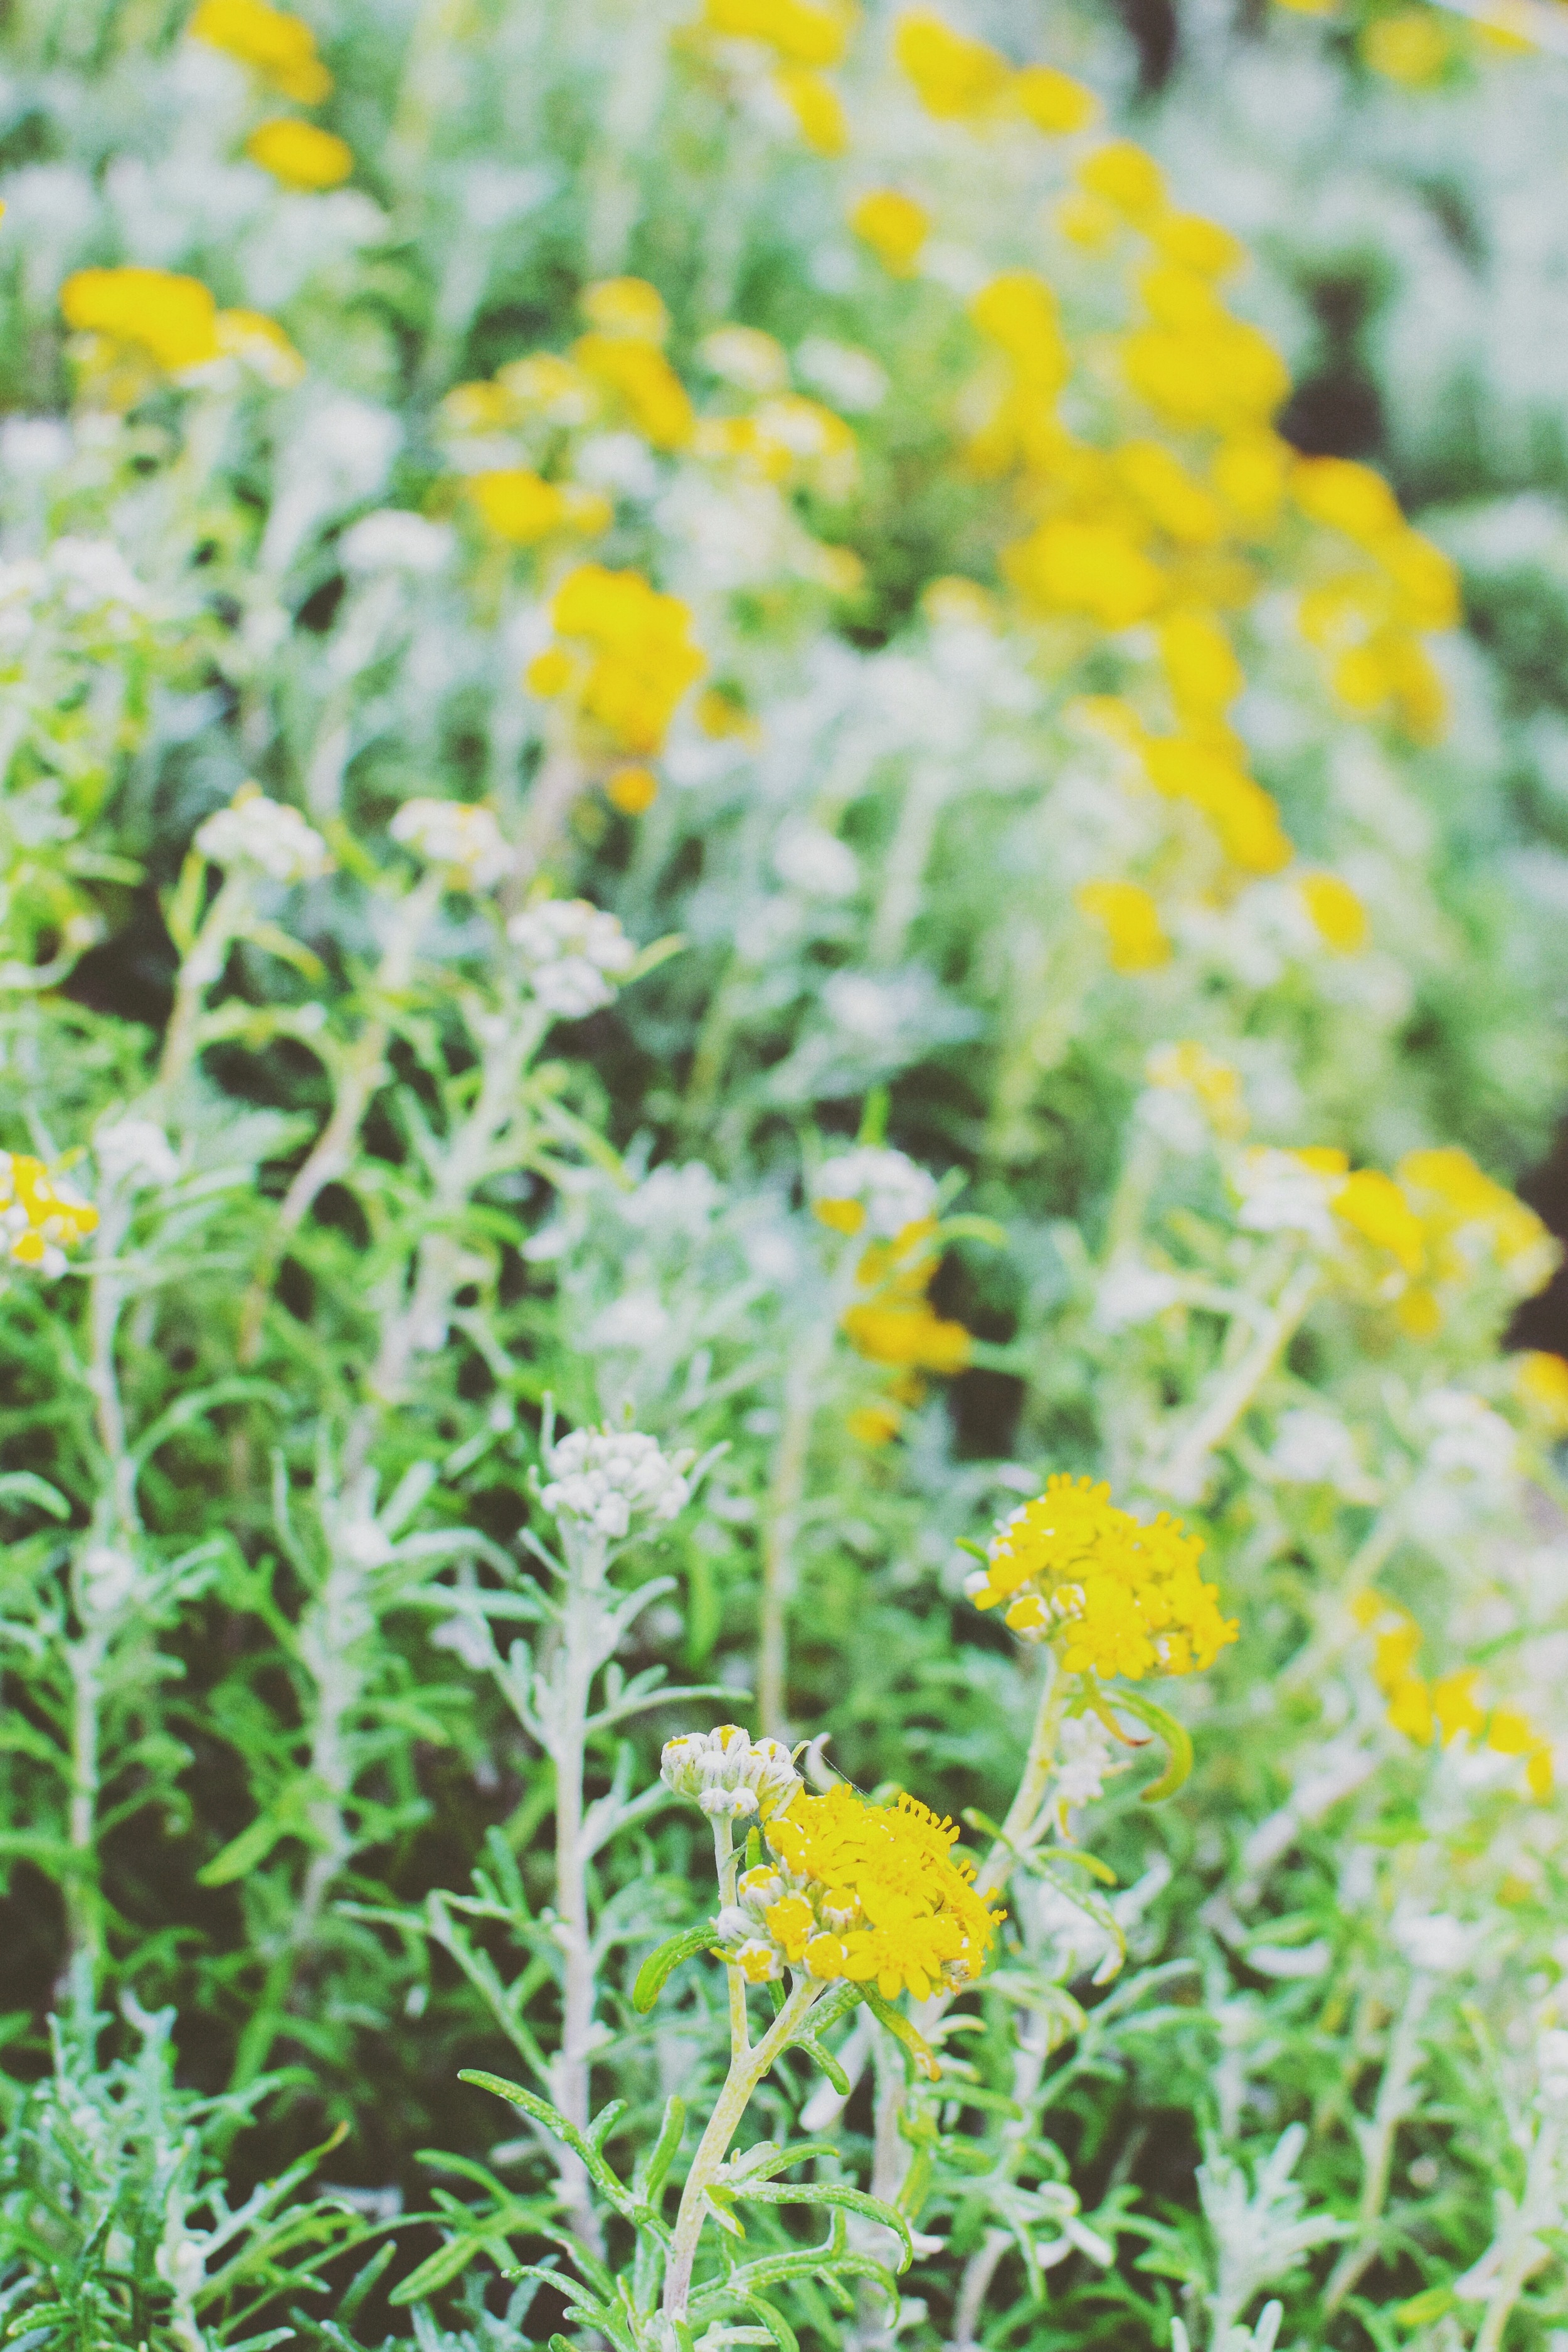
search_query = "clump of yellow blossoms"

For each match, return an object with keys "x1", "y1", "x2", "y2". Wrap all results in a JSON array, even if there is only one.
[
  {"x1": 701, "y1": 0, "x2": 856, "y2": 153},
  {"x1": 840, "y1": 1221, "x2": 971, "y2": 1377},
  {"x1": 849, "y1": 188, "x2": 930, "y2": 275},
  {"x1": 526, "y1": 563, "x2": 706, "y2": 758},
  {"x1": 569, "y1": 278, "x2": 695, "y2": 451},
  {"x1": 715, "y1": 1779, "x2": 1002, "y2": 2000},
  {"x1": 464, "y1": 470, "x2": 611, "y2": 548},
  {"x1": 188, "y1": 0, "x2": 333, "y2": 102},
  {"x1": 1359, "y1": 1596, "x2": 1553, "y2": 1800},
  {"x1": 1076, "y1": 878, "x2": 1170, "y2": 971},
  {"x1": 244, "y1": 118, "x2": 354, "y2": 190},
  {"x1": 60, "y1": 268, "x2": 302, "y2": 398},
  {"x1": 0, "y1": 1153, "x2": 98, "y2": 1278},
  {"x1": 966, "y1": 1474, "x2": 1237, "y2": 1680}
]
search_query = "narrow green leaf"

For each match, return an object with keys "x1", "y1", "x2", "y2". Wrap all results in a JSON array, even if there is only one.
[
  {"x1": 632, "y1": 1922, "x2": 721, "y2": 2014},
  {"x1": 1098, "y1": 1687, "x2": 1195, "y2": 1803},
  {"x1": 862, "y1": 1985, "x2": 941, "y2": 2082}
]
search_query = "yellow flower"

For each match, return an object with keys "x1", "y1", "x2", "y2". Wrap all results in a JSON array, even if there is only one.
[
  {"x1": 1154, "y1": 213, "x2": 1245, "y2": 278},
  {"x1": 1078, "y1": 140, "x2": 1166, "y2": 223},
  {"x1": 970, "y1": 272, "x2": 1069, "y2": 393},
  {"x1": 1140, "y1": 737, "x2": 1295, "y2": 874},
  {"x1": 1300, "y1": 871, "x2": 1369, "y2": 953},
  {"x1": 720, "y1": 1781, "x2": 1003, "y2": 2001},
  {"x1": 1146, "y1": 1039, "x2": 1249, "y2": 1138},
  {"x1": 841, "y1": 1301, "x2": 971, "y2": 1372},
  {"x1": 847, "y1": 1402, "x2": 903, "y2": 1446},
  {"x1": 1397, "y1": 1147, "x2": 1558, "y2": 1293},
  {"x1": 581, "y1": 275, "x2": 671, "y2": 343},
  {"x1": 773, "y1": 65, "x2": 849, "y2": 151},
  {"x1": 1361, "y1": 8, "x2": 1451, "y2": 83},
  {"x1": 214, "y1": 306, "x2": 305, "y2": 386},
  {"x1": 0, "y1": 1152, "x2": 99, "y2": 1276},
  {"x1": 1004, "y1": 517, "x2": 1165, "y2": 628},
  {"x1": 465, "y1": 469, "x2": 611, "y2": 545},
  {"x1": 1212, "y1": 432, "x2": 1292, "y2": 531},
  {"x1": 1123, "y1": 317, "x2": 1290, "y2": 434},
  {"x1": 61, "y1": 266, "x2": 220, "y2": 373},
  {"x1": 696, "y1": 686, "x2": 760, "y2": 741},
  {"x1": 849, "y1": 188, "x2": 930, "y2": 275},
  {"x1": 572, "y1": 331, "x2": 694, "y2": 451},
  {"x1": 188, "y1": 0, "x2": 332, "y2": 100},
  {"x1": 1514, "y1": 1350, "x2": 1568, "y2": 1438},
  {"x1": 1431, "y1": 1670, "x2": 1485, "y2": 1744},
  {"x1": 1293, "y1": 456, "x2": 1404, "y2": 548},
  {"x1": 538, "y1": 563, "x2": 706, "y2": 756},
  {"x1": 1010, "y1": 62, "x2": 1098, "y2": 133},
  {"x1": 1160, "y1": 608, "x2": 1243, "y2": 723},
  {"x1": 1333, "y1": 1168, "x2": 1426, "y2": 1276},
  {"x1": 966, "y1": 1473, "x2": 1236, "y2": 1679},
  {"x1": 244, "y1": 117, "x2": 353, "y2": 189},
  {"x1": 1118, "y1": 440, "x2": 1225, "y2": 546},
  {"x1": 1486, "y1": 1705, "x2": 1554, "y2": 1799},
  {"x1": 1076, "y1": 879, "x2": 1170, "y2": 971},
  {"x1": 606, "y1": 764, "x2": 659, "y2": 815},
  {"x1": 894, "y1": 9, "x2": 1009, "y2": 116},
  {"x1": 704, "y1": 0, "x2": 855, "y2": 66}
]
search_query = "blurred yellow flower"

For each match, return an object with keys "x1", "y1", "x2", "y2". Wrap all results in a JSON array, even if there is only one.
[
  {"x1": 894, "y1": 9, "x2": 1009, "y2": 115},
  {"x1": 1515, "y1": 1349, "x2": 1568, "y2": 1436},
  {"x1": 537, "y1": 563, "x2": 706, "y2": 756},
  {"x1": 188, "y1": 0, "x2": 332, "y2": 101},
  {"x1": 61, "y1": 266, "x2": 220, "y2": 372},
  {"x1": 1076, "y1": 878, "x2": 1171, "y2": 970},
  {"x1": 1361, "y1": 8, "x2": 1451, "y2": 82},
  {"x1": 1011, "y1": 61, "x2": 1098, "y2": 133},
  {"x1": 774, "y1": 65, "x2": 849, "y2": 151},
  {"x1": 849, "y1": 187, "x2": 930, "y2": 274},
  {"x1": 606, "y1": 764, "x2": 659, "y2": 815},
  {"x1": 245, "y1": 117, "x2": 353, "y2": 189},
  {"x1": 704, "y1": 0, "x2": 854, "y2": 66},
  {"x1": 466, "y1": 469, "x2": 611, "y2": 544},
  {"x1": 1300, "y1": 871, "x2": 1369, "y2": 953},
  {"x1": 1078, "y1": 139, "x2": 1166, "y2": 222}
]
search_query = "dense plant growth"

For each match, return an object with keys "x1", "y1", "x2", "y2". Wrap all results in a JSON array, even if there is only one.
[{"x1": 0, "y1": 3, "x2": 1566, "y2": 2349}]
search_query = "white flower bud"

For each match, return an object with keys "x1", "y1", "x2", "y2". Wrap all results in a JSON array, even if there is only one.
[
  {"x1": 389, "y1": 797, "x2": 509, "y2": 889},
  {"x1": 541, "y1": 1426, "x2": 692, "y2": 1538},
  {"x1": 811, "y1": 1145, "x2": 937, "y2": 1241},
  {"x1": 507, "y1": 898, "x2": 637, "y2": 1018},
  {"x1": 195, "y1": 787, "x2": 332, "y2": 884},
  {"x1": 660, "y1": 1723, "x2": 803, "y2": 1822}
]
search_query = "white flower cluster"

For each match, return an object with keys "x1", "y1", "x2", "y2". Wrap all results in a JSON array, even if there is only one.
[
  {"x1": 660, "y1": 1722, "x2": 802, "y2": 1824},
  {"x1": 540, "y1": 1426, "x2": 692, "y2": 1538},
  {"x1": 339, "y1": 510, "x2": 453, "y2": 576},
  {"x1": 810, "y1": 1144, "x2": 936, "y2": 1239},
  {"x1": 389, "y1": 797, "x2": 509, "y2": 889},
  {"x1": 1232, "y1": 1147, "x2": 1344, "y2": 1247},
  {"x1": 194, "y1": 787, "x2": 332, "y2": 884},
  {"x1": 507, "y1": 898, "x2": 637, "y2": 1017}
]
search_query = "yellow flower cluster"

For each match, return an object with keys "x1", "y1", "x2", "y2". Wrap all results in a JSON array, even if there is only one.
[
  {"x1": 1295, "y1": 457, "x2": 1457, "y2": 739},
  {"x1": 59, "y1": 268, "x2": 303, "y2": 401},
  {"x1": 526, "y1": 563, "x2": 706, "y2": 758},
  {"x1": 1358, "y1": 1595, "x2": 1553, "y2": 1799},
  {"x1": 0, "y1": 1152, "x2": 98, "y2": 1278},
  {"x1": 1075, "y1": 878, "x2": 1170, "y2": 971},
  {"x1": 967, "y1": 1474, "x2": 1237, "y2": 1678},
  {"x1": 702, "y1": 0, "x2": 858, "y2": 154},
  {"x1": 1515, "y1": 1349, "x2": 1568, "y2": 1438},
  {"x1": 894, "y1": 9, "x2": 1098, "y2": 132},
  {"x1": 716, "y1": 1780, "x2": 1002, "y2": 2000},
  {"x1": 189, "y1": 0, "x2": 354, "y2": 192},
  {"x1": 840, "y1": 1219, "x2": 972, "y2": 1384},
  {"x1": 1147, "y1": 1039, "x2": 1249, "y2": 1138},
  {"x1": 188, "y1": 0, "x2": 332, "y2": 101},
  {"x1": 464, "y1": 470, "x2": 612, "y2": 548}
]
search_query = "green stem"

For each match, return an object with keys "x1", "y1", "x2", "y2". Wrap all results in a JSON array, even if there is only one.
[
  {"x1": 978, "y1": 1650, "x2": 1068, "y2": 1899},
  {"x1": 713, "y1": 1816, "x2": 750, "y2": 2065},
  {"x1": 662, "y1": 1975, "x2": 822, "y2": 2322},
  {"x1": 1155, "y1": 1259, "x2": 1322, "y2": 1503}
]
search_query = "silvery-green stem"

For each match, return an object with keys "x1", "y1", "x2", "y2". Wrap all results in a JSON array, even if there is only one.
[
  {"x1": 978, "y1": 1648, "x2": 1069, "y2": 1899},
  {"x1": 87, "y1": 1196, "x2": 137, "y2": 1541},
  {"x1": 1323, "y1": 1979, "x2": 1433, "y2": 2314},
  {"x1": 548, "y1": 1521, "x2": 610, "y2": 2256},
  {"x1": 1155, "y1": 1259, "x2": 1322, "y2": 1503},
  {"x1": 63, "y1": 1624, "x2": 108, "y2": 1971},
  {"x1": 156, "y1": 875, "x2": 248, "y2": 1098},
  {"x1": 1470, "y1": 2112, "x2": 1564, "y2": 2352},
  {"x1": 712, "y1": 1816, "x2": 750, "y2": 2063},
  {"x1": 662, "y1": 1975, "x2": 822, "y2": 2323}
]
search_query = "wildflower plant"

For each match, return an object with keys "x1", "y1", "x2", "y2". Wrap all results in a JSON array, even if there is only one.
[{"x1": 0, "y1": 2, "x2": 1565, "y2": 2351}]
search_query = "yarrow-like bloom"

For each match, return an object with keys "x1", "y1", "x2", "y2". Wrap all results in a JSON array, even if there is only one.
[
  {"x1": 812, "y1": 1145, "x2": 937, "y2": 1239},
  {"x1": 507, "y1": 898, "x2": 637, "y2": 1017},
  {"x1": 660, "y1": 1724, "x2": 803, "y2": 1822},
  {"x1": 525, "y1": 563, "x2": 706, "y2": 756},
  {"x1": 540, "y1": 1427, "x2": 692, "y2": 1539},
  {"x1": 389, "y1": 798, "x2": 509, "y2": 889},
  {"x1": 244, "y1": 118, "x2": 354, "y2": 190},
  {"x1": 714, "y1": 1780, "x2": 1003, "y2": 2001},
  {"x1": 0, "y1": 1153, "x2": 98, "y2": 1276},
  {"x1": 194, "y1": 785, "x2": 332, "y2": 884},
  {"x1": 965, "y1": 1473, "x2": 1236, "y2": 1679}
]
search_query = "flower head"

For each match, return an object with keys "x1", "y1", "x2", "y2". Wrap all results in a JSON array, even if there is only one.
[
  {"x1": 507, "y1": 897, "x2": 637, "y2": 1017},
  {"x1": 194, "y1": 785, "x2": 331, "y2": 884},
  {"x1": 61, "y1": 268, "x2": 220, "y2": 374},
  {"x1": 0, "y1": 1153, "x2": 98, "y2": 1276},
  {"x1": 526, "y1": 564, "x2": 705, "y2": 756},
  {"x1": 849, "y1": 189, "x2": 930, "y2": 276},
  {"x1": 541, "y1": 1426, "x2": 692, "y2": 1539},
  {"x1": 661, "y1": 1724, "x2": 803, "y2": 1821},
  {"x1": 188, "y1": 0, "x2": 333, "y2": 100},
  {"x1": 812, "y1": 1145, "x2": 936, "y2": 1239},
  {"x1": 389, "y1": 798, "x2": 509, "y2": 889},
  {"x1": 965, "y1": 1473, "x2": 1236, "y2": 1679},
  {"x1": 716, "y1": 1780, "x2": 1003, "y2": 2000},
  {"x1": 245, "y1": 119, "x2": 354, "y2": 191}
]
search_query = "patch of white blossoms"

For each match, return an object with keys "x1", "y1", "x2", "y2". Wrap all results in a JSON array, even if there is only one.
[
  {"x1": 94, "y1": 1117, "x2": 179, "y2": 1192},
  {"x1": 1232, "y1": 1147, "x2": 1343, "y2": 1246},
  {"x1": 540, "y1": 1426, "x2": 692, "y2": 1539},
  {"x1": 507, "y1": 898, "x2": 637, "y2": 1018},
  {"x1": 195, "y1": 786, "x2": 332, "y2": 884},
  {"x1": 810, "y1": 1144, "x2": 936, "y2": 1239},
  {"x1": 660, "y1": 1722, "x2": 803, "y2": 1823},
  {"x1": 389, "y1": 797, "x2": 509, "y2": 889}
]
